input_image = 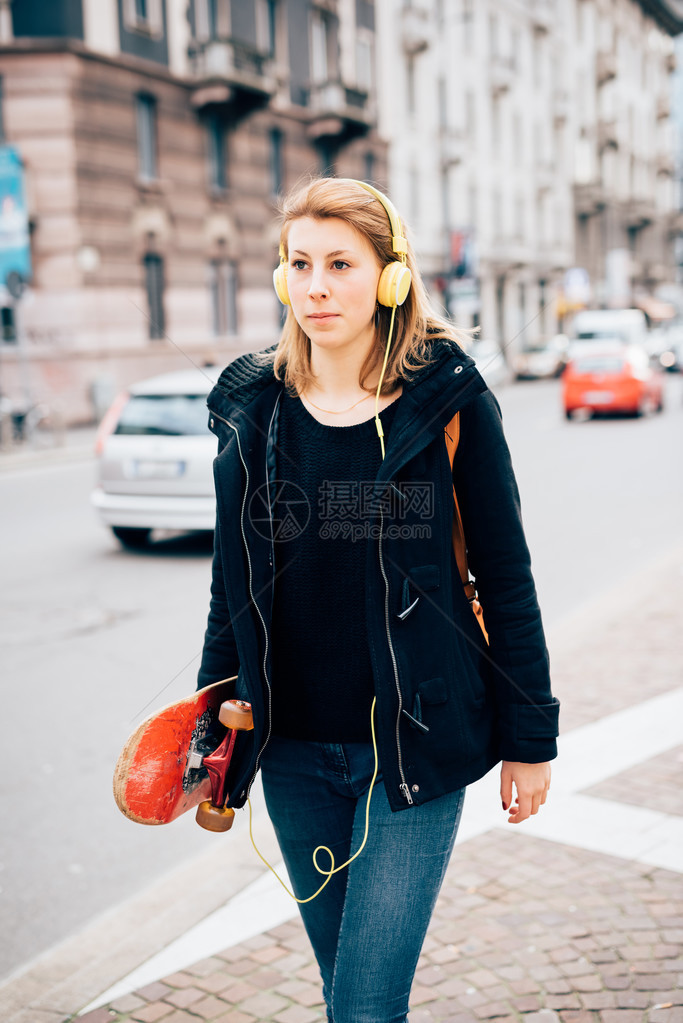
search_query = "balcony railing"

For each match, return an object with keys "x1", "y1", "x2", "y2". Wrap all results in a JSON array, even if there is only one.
[
  {"x1": 490, "y1": 55, "x2": 515, "y2": 96},
  {"x1": 188, "y1": 38, "x2": 276, "y2": 110},
  {"x1": 440, "y1": 129, "x2": 466, "y2": 167},
  {"x1": 656, "y1": 152, "x2": 675, "y2": 176},
  {"x1": 401, "y1": 5, "x2": 430, "y2": 55},
  {"x1": 597, "y1": 118, "x2": 618, "y2": 150},
  {"x1": 624, "y1": 200, "x2": 654, "y2": 228},
  {"x1": 657, "y1": 94, "x2": 671, "y2": 120},
  {"x1": 531, "y1": 0, "x2": 554, "y2": 34},
  {"x1": 596, "y1": 50, "x2": 617, "y2": 86},
  {"x1": 307, "y1": 80, "x2": 374, "y2": 140},
  {"x1": 553, "y1": 88, "x2": 571, "y2": 125},
  {"x1": 574, "y1": 181, "x2": 606, "y2": 216}
]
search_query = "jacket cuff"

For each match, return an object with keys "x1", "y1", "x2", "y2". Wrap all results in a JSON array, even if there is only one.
[{"x1": 497, "y1": 698, "x2": 560, "y2": 763}]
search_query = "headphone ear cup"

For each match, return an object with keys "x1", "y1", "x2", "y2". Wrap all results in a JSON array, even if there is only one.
[
  {"x1": 377, "y1": 262, "x2": 412, "y2": 308},
  {"x1": 273, "y1": 263, "x2": 290, "y2": 306}
]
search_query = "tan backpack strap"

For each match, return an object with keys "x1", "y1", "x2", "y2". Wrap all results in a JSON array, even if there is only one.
[
  {"x1": 444, "y1": 411, "x2": 489, "y2": 644},
  {"x1": 444, "y1": 413, "x2": 468, "y2": 586}
]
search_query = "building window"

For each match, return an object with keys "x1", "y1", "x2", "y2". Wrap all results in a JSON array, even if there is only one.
[
  {"x1": 491, "y1": 96, "x2": 501, "y2": 158},
  {"x1": 518, "y1": 282, "x2": 527, "y2": 344},
  {"x1": 311, "y1": 10, "x2": 329, "y2": 84},
  {"x1": 440, "y1": 166, "x2": 450, "y2": 233},
  {"x1": 538, "y1": 278, "x2": 547, "y2": 335},
  {"x1": 123, "y1": 0, "x2": 163, "y2": 37},
  {"x1": 318, "y1": 140, "x2": 335, "y2": 175},
  {"x1": 144, "y1": 253, "x2": 165, "y2": 339},
  {"x1": 495, "y1": 275, "x2": 505, "y2": 345},
  {"x1": 406, "y1": 56, "x2": 416, "y2": 116},
  {"x1": 136, "y1": 93, "x2": 158, "y2": 181},
  {"x1": 463, "y1": 0, "x2": 474, "y2": 48},
  {"x1": 193, "y1": 0, "x2": 215, "y2": 40},
  {"x1": 1, "y1": 306, "x2": 16, "y2": 342},
  {"x1": 492, "y1": 188, "x2": 502, "y2": 239},
  {"x1": 256, "y1": 0, "x2": 277, "y2": 56},
  {"x1": 468, "y1": 183, "x2": 478, "y2": 228},
  {"x1": 270, "y1": 127, "x2": 283, "y2": 196},
  {"x1": 515, "y1": 193, "x2": 525, "y2": 241},
  {"x1": 465, "y1": 91, "x2": 475, "y2": 142},
  {"x1": 207, "y1": 114, "x2": 227, "y2": 191},
  {"x1": 438, "y1": 76, "x2": 448, "y2": 130},
  {"x1": 513, "y1": 111, "x2": 522, "y2": 166},
  {"x1": 363, "y1": 150, "x2": 375, "y2": 183},
  {"x1": 210, "y1": 259, "x2": 238, "y2": 336},
  {"x1": 488, "y1": 13, "x2": 498, "y2": 57},
  {"x1": 356, "y1": 33, "x2": 373, "y2": 92}
]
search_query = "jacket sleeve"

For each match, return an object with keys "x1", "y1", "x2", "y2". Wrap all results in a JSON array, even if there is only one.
[
  {"x1": 452, "y1": 389, "x2": 559, "y2": 762},
  {"x1": 196, "y1": 516, "x2": 240, "y2": 690}
]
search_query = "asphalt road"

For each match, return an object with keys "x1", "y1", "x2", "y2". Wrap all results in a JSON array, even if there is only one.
[{"x1": 1, "y1": 374, "x2": 681, "y2": 983}]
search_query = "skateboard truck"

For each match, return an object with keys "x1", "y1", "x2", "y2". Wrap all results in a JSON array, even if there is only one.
[{"x1": 195, "y1": 700, "x2": 254, "y2": 832}]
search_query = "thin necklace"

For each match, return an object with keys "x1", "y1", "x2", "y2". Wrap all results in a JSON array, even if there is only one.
[{"x1": 300, "y1": 391, "x2": 375, "y2": 415}]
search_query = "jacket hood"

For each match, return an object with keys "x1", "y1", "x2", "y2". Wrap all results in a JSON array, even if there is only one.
[{"x1": 207, "y1": 335, "x2": 482, "y2": 419}]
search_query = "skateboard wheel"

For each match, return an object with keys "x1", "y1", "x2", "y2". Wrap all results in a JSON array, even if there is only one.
[
  {"x1": 196, "y1": 801, "x2": 235, "y2": 832},
  {"x1": 218, "y1": 700, "x2": 254, "y2": 731}
]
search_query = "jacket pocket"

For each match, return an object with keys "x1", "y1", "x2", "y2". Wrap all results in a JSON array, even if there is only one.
[
  {"x1": 452, "y1": 608, "x2": 489, "y2": 706},
  {"x1": 402, "y1": 676, "x2": 448, "y2": 734}
]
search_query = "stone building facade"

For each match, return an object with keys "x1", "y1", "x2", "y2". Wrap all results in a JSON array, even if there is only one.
[
  {"x1": 375, "y1": 0, "x2": 683, "y2": 356},
  {"x1": 0, "y1": 0, "x2": 385, "y2": 422}
]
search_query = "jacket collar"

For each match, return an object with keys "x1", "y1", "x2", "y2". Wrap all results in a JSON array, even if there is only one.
[
  {"x1": 207, "y1": 335, "x2": 488, "y2": 476},
  {"x1": 208, "y1": 336, "x2": 484, "y2": 414}
]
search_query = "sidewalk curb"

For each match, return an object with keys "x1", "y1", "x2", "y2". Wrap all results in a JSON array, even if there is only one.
[{"x1": 0, "y1": 788, "x2": 279, "y2": 1023}]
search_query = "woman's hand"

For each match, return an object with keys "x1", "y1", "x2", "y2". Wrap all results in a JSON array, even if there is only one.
[{"x1": 500, "y1": 761, "x2": 551, "y2": 824}]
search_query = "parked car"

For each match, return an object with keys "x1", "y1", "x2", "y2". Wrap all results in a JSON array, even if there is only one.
[
  {"x1": 512, "y1": 334, "x2": 569, "y2": 380},
  {"x1": 570, "y1": 308, "x2": 648, "y2": 351},
  {"x1": 91, "y1": 366, "x2": 221, "y2": 547},
  {"x1": 562, "y1": 341, "x2": 664, "y2": 419}
]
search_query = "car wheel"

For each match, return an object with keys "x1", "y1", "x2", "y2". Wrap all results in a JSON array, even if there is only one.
[{"x1": 112, "y1": 526, "x2": 151, "y2": 548}]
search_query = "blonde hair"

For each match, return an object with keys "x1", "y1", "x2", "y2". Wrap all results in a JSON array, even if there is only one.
[{"x1": 257, "y1": 176, "x2": 471, "y2": 396}]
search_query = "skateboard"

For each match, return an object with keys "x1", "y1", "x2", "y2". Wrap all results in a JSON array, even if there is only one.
[{"x1": 113, "y1": 676, "x2": 253, "y2": 832}]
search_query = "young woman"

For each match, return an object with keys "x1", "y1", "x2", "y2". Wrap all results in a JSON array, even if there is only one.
[{"x1": 197, "y1": 177, "x2": 559, "y2": 1023}]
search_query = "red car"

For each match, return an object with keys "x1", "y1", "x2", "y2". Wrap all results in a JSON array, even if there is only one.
[{"x1": 563, "y1": 342, "x2": 664, "y2": 419}]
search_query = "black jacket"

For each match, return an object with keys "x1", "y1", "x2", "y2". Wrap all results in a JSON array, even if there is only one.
[{"x1": 197, "y1": 336, "x2": 559, "y2": 812}]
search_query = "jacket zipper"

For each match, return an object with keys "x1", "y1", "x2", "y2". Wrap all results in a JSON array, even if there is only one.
[
  {"x1": 209, "y1": 407, "x2": 272, "y2": 798},
  {"x1": 378, "y1": 505, "x2": 414, "y2": 806}
]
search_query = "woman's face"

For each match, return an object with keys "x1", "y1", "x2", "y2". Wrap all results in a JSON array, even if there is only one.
[{"x1": 286, "y1": 216, "x2": 382, "y2": 358}]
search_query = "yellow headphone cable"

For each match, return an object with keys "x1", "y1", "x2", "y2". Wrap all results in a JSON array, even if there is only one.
[{"x1": 246, "y1": 696, "x2": 379, "y2": 903}]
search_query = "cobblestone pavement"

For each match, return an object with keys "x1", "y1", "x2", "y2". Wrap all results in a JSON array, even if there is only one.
[
  {"x1": 73, "y1": 828, "x2": 682, "y2": 1023},
  {"x1": 8, "y1": 546, "x2": 674, "y2": 1023}
]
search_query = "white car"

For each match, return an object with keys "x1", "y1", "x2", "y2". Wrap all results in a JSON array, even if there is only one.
[{"x1": 91, "y1": 366, "x2": 221, "y2": 547}]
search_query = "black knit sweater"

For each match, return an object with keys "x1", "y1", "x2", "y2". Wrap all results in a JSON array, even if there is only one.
[{"x1": 270, "y1": 389, "x2": 401, "y2": 742}]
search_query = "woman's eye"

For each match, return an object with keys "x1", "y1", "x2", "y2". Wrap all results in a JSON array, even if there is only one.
[
  {"x1": 291, "y1": 260, "x2": 307, "y2": 270},
  {"x1": 332, "y1": 260, "x2": 349, "y2": 270}
]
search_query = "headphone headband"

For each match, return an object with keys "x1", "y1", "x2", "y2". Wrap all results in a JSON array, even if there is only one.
[{"x1": 338, "y1": 179, "x2": 408, "y2": 262}]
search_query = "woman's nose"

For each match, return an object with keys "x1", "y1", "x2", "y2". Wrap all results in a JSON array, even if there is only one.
[{"x1": 307, "y1": 266, "x2": 329, "y2": 298}]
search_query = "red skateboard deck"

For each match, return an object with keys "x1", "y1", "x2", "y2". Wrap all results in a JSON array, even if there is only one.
[{"x1": 113, "y1": 676, "x2": 240, "y2": 826}]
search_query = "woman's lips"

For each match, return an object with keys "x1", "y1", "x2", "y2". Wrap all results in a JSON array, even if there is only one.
[{"x1": 307, "y1": 313, "x2": 338, "y2": 322}]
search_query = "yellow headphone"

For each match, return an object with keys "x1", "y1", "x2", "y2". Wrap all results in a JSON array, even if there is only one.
[{"x1": 272, "y1": 179, "x2": 412, "y2": 309}]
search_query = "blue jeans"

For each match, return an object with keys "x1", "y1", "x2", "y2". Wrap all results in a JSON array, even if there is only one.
[{"x1": 260, "y1": 735, "x2": 466, "y2": 1023}]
